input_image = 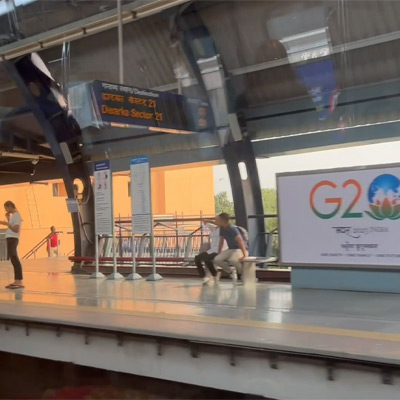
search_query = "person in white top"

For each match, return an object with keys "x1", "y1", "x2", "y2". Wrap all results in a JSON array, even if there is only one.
[
  {"x1": 195, "y1": 219, "x2": 227, "y2": 285},
  {"x1": 0, "y1": 201, "x2": 24, "y2": 289}
]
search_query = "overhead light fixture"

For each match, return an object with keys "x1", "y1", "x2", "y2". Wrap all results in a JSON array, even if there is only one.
[
  {"x1": 149, "y1": 126, "x2": 193, "y2": 135},
  {"x1": 280, "y1": 28, "x2": 332, "y2": 64}
]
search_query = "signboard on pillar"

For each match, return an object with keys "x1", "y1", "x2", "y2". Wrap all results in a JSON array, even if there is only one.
[
  {"x1": 277, "y1": 164, "x2": 400, "y2": 268},
  {"x1": 94, "y1": 161, "x2": 113, "y2": 236},
  {"x1": 130, "y1": 156, "x2": 152, "y2": 235}
]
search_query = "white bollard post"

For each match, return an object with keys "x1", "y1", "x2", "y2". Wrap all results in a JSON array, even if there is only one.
[
  {"x1": 90, "y1": 234, "x2": 105, "y2": 279},
  {"x1": 108, "y1": 231, "x2": 123, "y2": 280},
  {"x1": 126, "y1": 232, "x2": 142, "y2": 280},
  {"x1": 147, "y1": 218, "x2": 162, "y2": 281},
  {"x1": 107, "y1": 157, "x2": 123, "y2": 281}
]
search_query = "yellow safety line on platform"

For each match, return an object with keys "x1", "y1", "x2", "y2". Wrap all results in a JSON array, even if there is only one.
[{"x1": 0, "y1": 297, "x2": 399, "y2": 343}]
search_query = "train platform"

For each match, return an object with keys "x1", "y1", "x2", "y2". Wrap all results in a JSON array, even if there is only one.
[{"x1": 0, "y1": 258, "x2": 399, "y2": 399}]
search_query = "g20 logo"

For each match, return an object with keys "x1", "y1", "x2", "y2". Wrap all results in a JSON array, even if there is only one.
[
  {"x1": 310, "y1": 179, "x2": 362, "y2": 219},
  {"x1": 310, "y1": 174, "x2": 400, "y2": 220}
]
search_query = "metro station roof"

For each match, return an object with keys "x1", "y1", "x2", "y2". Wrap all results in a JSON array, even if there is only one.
[
  {"x1": 1, "y1": 1, "x2": 400, "y2": 103},
  {"x1": 33, "y1": 1, "x2": 400, "y2": 104},
  {"x1": 0, "y1": 0, "x2": 399, "y2": 182}
]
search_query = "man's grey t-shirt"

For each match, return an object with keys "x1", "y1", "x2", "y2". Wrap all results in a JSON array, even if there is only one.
[{"x1": 220, "y1": 225, "x2": 241, "y2": 249}]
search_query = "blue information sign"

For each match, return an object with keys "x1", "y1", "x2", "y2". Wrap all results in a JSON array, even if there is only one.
[
  {"x1": 130, "y1": 156, "x2": 149, "y2": 165},
  {"x1": 94, "y1": 160, "x2": 110, "y2": 171},
  {"x1": 94, "y1": 160, "x2": 112, "y2": 236}
]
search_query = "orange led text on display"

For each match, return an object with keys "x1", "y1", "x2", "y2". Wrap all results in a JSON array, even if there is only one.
[
  {"x1": 100, "y1": 91, "x2": 162, "y2": 122},
  {"x1": 101, "y1": 105, "x2": 163, "y2": 121}
]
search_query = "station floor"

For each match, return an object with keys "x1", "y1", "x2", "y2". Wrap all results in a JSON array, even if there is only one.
[{"x1": 0, "y1": 258, "x2": 400, "y2": 365}]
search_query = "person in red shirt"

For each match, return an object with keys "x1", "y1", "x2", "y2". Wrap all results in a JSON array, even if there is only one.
[{"x1": 47, "y1": 226, "x2": 59, "y2": 257}]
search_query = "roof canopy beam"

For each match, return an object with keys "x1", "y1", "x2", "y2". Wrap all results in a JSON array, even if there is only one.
[{"x1": 0, "y1": 0, "x2": 190, "y2": 60}]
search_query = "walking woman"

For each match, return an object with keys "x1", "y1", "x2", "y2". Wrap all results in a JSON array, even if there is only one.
[{"x1": 1, "y1": 201, "x2": 24, "y2": 289}]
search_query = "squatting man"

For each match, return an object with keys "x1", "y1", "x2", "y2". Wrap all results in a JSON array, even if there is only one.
[{"x1": 196, "y1": 213, "x2": 248, "y2": 285}]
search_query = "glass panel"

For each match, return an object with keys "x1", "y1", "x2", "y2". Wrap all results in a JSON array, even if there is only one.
[
  {"x1": 1, "y1": 0, "x2": 400, "y2": 268},
  {"x1": 214, "y1": 164, "x2": 234, "y2": 216},
  {"x1": 0, "y1": 0, "x2": 127, "y2": 46}
]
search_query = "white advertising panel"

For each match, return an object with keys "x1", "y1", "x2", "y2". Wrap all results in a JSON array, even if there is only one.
[
  {"x1": 130, "y1": 156, "x2": 152, "y2": 235},
  {"x1": 94, "y1": 160, "x2": 113, "y2": 236},
  {"x1": 277, "y1": 164, "x2": 400, "y2": 267}
]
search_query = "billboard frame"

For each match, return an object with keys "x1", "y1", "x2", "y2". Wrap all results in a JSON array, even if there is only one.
[{"x1": 276, "y1": 161, "x2": 400, "y2": 270}]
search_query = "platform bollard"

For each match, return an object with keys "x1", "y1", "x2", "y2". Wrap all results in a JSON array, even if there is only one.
[
  {"x1": 107, "y1": 231, "x2": 123, "y2": 280},
  {"x1": 126, "y1": 233, "x2": 142, "y2": 281},
  {"x1": 90, "y1": 234, "x2": 105, "y2": 279},
  {"x1": 147, "y1": 218, "x2": 163, "y2": 281}
]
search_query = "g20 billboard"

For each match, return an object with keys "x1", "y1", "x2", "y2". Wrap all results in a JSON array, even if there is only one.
[{"x1": 277, "y1": 165, "x2": 400, "y2": 267}]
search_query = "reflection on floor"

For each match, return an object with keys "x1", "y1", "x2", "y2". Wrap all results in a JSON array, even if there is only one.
[{"x1": 1, "y1": 257, "x2": 400, "y2": 364}]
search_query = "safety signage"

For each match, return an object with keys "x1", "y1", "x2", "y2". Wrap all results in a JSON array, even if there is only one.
[
  {"x1": 94, "y1": 160, "x2": 113, "y2": 236},
  {"x1": 130, "y1": 156, "x2": 152, "y2": 235}
]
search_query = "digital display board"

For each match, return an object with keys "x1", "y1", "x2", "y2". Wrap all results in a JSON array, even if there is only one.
[{"x1": 91, "y1": 80, "x2": 211, "y2": 133}]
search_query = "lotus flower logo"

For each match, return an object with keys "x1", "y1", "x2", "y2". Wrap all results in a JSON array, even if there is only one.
[{"x1": 366, "y1": 174, "x2": 400, "y2": 220}]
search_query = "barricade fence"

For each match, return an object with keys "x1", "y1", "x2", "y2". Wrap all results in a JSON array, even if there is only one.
[
  {"x1": 8, "y1": 214, "x2": 280, "y2": 264},
  {"x1": 100, "y1": 234, "x2": 207, "y2": 263},
  {"x1": 97, "y1": 214, "x2": 279, "y2": 265}
]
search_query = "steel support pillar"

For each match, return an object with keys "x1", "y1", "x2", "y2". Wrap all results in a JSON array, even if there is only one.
[
  {"x1": 4, "y1": 54, "x2": 95, "y2": 270},
  {"x1": 222, "y1": 138, "x2": 265, "y2": 255},
  {"x1": 174, "y1": 6, "x2": 266, "y2": 255}
]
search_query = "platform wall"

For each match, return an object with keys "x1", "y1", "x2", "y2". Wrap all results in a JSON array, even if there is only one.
[{"x1": 292, "y1": 267, "x2": 400, "y2": 293}]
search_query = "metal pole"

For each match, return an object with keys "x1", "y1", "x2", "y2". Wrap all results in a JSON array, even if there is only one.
[
  {"x1": 150, "y1": 219, "x2": 157, "y2": 274},
  {"x1": 175, "y1": 211, "x2": 179, "y2": 257},
  {"x1": 113, "y1": 230, "x2": 118, "y2": 271},
  {"x1": 126, "y1": 231, "x2": 142, "y2": 280},
  {"x1": 95, "y1": 235, "x2": 99, "y2": 272},
  {"x1": 126, "y1": 161, "x2": 142, "y2": 281},
  {"x1": 118, "y1": 213, "x2": 122, "y2": 256},
  {"x1": 91, "y1": 234, "x2": 104, "y2": 279},
  {"x1": 117, "y1": 0, "x2": 124, "y2": 84},
  {"x1": 56, "y1": 233, "x2": 59, "y2": 257},
  {"x1": 200, "y1": 210, "x2": 203, "y2": 245},
  {"x1": 147, "y1": 157, "x2": 162, "y2": 281},
  {"x1": 108, "y1": 160, "x2": 123, "y2": 280},
  {"x1": 91, "y1": 164, "x2": 105, "y2": 279}
]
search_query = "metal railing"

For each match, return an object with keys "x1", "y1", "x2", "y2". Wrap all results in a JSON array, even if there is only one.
[
  {"x1": 102, "y1": 233, "x2": 207, "y2": 261},
  {"x1": 112, "y1": 214, "x2": 214, "y2": 260},
  {"x1": 66, "y1": 248, "x2": 75, "y2": 257},
  {"x1": 22, "y1": 232, "x2": 62, "y2": 260},
  {"x1": 23, "y1": 215, "x2": 280, "y2": 263},
  {"x1": 97, "y1": 214, "x2": 280, "y2": 265},
  {"x1": 248, "y1": 214, "x2": 279, "y2": 259}
]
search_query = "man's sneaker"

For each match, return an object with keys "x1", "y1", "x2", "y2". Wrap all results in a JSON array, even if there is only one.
[
  {"x1": 214, "y1": 271, "x2": 222, "y2": 283},
  {"x1": 202, "y1": 277, "x2": 211, "y2": 285},
  {"x1": 230, "y1": 269, "x2": 238, "y2": 285}
]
